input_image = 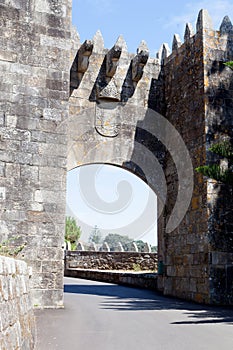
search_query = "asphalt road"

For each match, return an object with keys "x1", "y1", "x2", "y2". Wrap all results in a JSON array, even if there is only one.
[{"x1": 35, "y1": 277, "x2": 233, "y2": 350}]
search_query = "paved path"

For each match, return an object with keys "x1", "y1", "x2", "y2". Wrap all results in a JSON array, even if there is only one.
[{"x1": 35, "y1": 277, "x2": 233, "y2": 350}]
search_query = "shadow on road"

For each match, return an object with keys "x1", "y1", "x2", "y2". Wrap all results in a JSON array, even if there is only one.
[{"x1": 64, "y1": 283, "x2": 233, "y2": 325}]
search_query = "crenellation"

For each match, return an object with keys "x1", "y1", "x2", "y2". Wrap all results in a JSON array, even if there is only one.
[
  {"x1": 115, "y1": 35, "x2": 128, "y2": 52},
  {"x1": 184, "y1": 23, "x2": 195, "y2": 41},
  {"x1": 196, "y1": 9, "x2": 213, "y2": 32},
  {"x1": 93, "y1": 30, "x2": 105, "y2": 53},
  {"x1": 161, "y1": 43, "x2": 171, "y2": 64},
  {"x1": 172, "y1": 34, "x2": 182, "y2": 51},
  {"x1": 137, "y1": 40, "x2": 149, "y2": 54},
  {"x1": 219, "y1": 15, "x2": 233, "y2": 35},
  {"x1": 156, "y1": 44, "x2": 163, "y2": 62}
]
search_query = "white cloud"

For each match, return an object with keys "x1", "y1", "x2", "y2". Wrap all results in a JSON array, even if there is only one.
[{"x1": 165, "y1": 0, "x2": 233, "y2": 32}]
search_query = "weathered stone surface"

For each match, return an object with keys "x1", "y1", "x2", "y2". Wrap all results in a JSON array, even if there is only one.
[
  {"x1": 65, "y1": 251, "x2": 157, "y2": 271},
  {"x1": 0, "y1": 256, "x2": 35, "y2": 349},
  {"x1": 0, "y1": 0, "x2": 72, "y2": 308},
  {"x1": 157, "y1": 9, "x2": 233, "y2": 305}
]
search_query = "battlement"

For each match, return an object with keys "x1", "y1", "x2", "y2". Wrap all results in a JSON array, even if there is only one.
[
  {"x1": 164, "y1": 9, "x2": 233, "y2": 64},
  {"x1": 72, "y1": 9, "x2": 233, "y2": 63},
  {"x1": 70, "y1": 9, "x2": 233, "y2": 108},
  {"x1": 70, "y1": 28, "x2": 160, "y2": 106}
]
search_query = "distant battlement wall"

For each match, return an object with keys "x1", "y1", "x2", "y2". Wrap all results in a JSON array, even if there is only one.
[{"x1": 65, "y1": 251, "x2": 158, "y2": 271}]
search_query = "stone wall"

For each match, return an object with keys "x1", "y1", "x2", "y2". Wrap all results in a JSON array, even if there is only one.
[
  {"x1": 204, "y1": 15, "x2": 233, "y2": 304},
  {"x1": 158, "y1": 11, "x2": 209, "y2": 303},
  {"x1": 157, "y1": 10, "x2": 233, "y2": 304},
  {"x1": 65, "y1": 269, "x2": 157, "y2": 291},
  {"x1": 0, "y1": 0, "x2": 72, "y2": 307},
  {"x1": 65, "y1": 251, "x2": 158, "y2": 271},
  {"x1": 0, "y1": 256, "x2": 36, "y2": 350}
]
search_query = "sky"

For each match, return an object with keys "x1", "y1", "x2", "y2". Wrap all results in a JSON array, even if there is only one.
[
  {"x1": 67, "y1": 0, "x2": 233, "y2": 246},
  {"x1": 72, "y1": 0, "x2": 233, "y2": 54}
]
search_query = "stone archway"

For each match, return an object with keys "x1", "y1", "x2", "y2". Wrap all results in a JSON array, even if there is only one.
[
  {"x1": 1, "y1": 0, "x2": 232, "y2": 308},
  {"x1": 68, "y1": 31, "x2": 194, "y2": 300}
]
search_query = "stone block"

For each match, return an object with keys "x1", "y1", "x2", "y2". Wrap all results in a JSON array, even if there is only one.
[{"x1": 0, "y1": 50, "x2": 17, "y2": 63}]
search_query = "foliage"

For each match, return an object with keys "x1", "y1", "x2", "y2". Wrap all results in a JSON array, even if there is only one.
[
  {"x1": 0, "y1": 236, "x2": 26, "y2": 257},
  {"x1": 196, "y1": 164, "x2": 233, "y2": 184},
  {"x1": 104, "y1": 233, "x2": 133, "y2": 251},
  {"x1": 197, "y1": 61, "x2": 233, "y2": 185},
  {"x1": 89, "y1": 225, "x2": 102, "y2": 244},
  {"x1": 65, "y1": 216, "x2": 81, "y2": 249},
  {"x1": 196, "y1": 140, "x2": 233, "y2": 185},
  {"x1": 209, "y1": 141, "x2": 233, "y2": 159}
]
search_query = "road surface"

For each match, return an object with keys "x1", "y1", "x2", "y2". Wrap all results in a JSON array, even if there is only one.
[{"x1": 35, "y1": 277, "x2": 233, "y2": 350}]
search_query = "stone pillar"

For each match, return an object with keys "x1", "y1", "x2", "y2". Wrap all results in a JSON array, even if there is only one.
[
  {"x1": 89, "y1": 242, "x2": 97, "y2": 251},
  {"x1": 116, "y1": 242, "x2": 124, "y2": 252},
  {"x1": 130, "y1": 242, "x2": 139, "y2": 252},
  {"x1": 143, "y1": 242, "x2": 151, "y2": 253},
  {"x1": 102, "y1": 242, "x2": 110, "y2": 252},
  {"x1": 77, "y1": 242, "x2": 85, "y2": 251}
]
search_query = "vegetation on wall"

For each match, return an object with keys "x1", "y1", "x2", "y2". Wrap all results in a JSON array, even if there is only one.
[
  {"x1": 0, "y1": 236, "x2": 26, "y2": 257},
  {"x1": 196, "y1": 140, "x2": 233, "y2": 185},
  {"x1": 224, "y1": 61, "x2": 233, "y2": 70},
  {"x1": 196, "y1": 61, "x2": 233, "y2": 185}
]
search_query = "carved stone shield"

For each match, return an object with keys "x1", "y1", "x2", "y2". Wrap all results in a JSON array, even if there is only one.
[{"x1": 95, "y1": 101, "x2": 120, "y2": 137}]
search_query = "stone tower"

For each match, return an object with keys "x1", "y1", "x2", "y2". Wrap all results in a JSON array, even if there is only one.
[{"x1": 0, "y1": 0, "x2": 72, "y2": 307}]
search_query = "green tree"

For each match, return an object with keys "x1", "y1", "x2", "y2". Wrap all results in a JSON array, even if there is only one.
[
  {"x1": 89, "y1": 225, "x2": 102, "y2": 244},
  {"x1": 104, "y1": 233, "x2": 133, "y2": 251},
  {"x1": 65, "y1": 216, "x2": 82, "y2": 250}
]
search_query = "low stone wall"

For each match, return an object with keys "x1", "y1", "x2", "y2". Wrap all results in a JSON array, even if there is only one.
[
  {"x1": 65, "y1": 251, "x2": 158, "y2": 271},
  {"x1": 0, "y1": 256, "x2": 36, "y2": 350},
  {"x1": 65, "y1": 269, "x2": 158, "y2": 290}
]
